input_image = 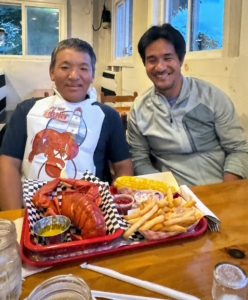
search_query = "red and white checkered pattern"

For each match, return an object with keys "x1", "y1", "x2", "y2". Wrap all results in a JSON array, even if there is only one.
[{"x1": 139, "y1": 220, "x2": 200, "y2": 240}]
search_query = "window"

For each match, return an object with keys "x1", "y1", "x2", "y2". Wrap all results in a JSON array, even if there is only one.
[
  {"x1": 165, "y1": 0, "x2": 225, "y2": 52},
  {"x1": 0, "y1": 0, "x2": 66, "y2": 56},
  {"x1": 114, "y1": 0, "x2": 133, "y2": 58}
]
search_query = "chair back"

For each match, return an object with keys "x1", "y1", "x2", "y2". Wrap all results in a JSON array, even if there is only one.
[{"x1": 100, "y1": 92, "x2": 138, "y2": 113}]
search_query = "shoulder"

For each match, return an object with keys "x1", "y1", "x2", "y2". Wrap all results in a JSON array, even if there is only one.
[
  {"x1": 7, "y1": 98, "x2": 38, "y2": 125},
  {"x1": 185, "y1": 76, "x2": 231, "y2": 101},
  {"x1": 184, "y1": 76, "x2": 234, "y2": 112},
  {"x1": 186, "y1": 76, "x2": 226, "y2": 94},
  {"x1": 16, "y1": 98, "x2": 37, "y2": 111},
  {"x1": 132, "y1": 86, "x2": 154, "y2": 109}
]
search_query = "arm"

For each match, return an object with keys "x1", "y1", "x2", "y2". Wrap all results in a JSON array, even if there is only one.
[
  {"x1": 105, "y1": 108, "x2": 134, "y2": 179},
  {"x1": 0, "y1": 100, "x2": 35, "y2": 210},
  {"x1": 223, "y1": 172, "x2": 242, "y2": 182},
  {"x1": 214, "y1": 89, "x2": 248, "y2": 180},
  {"x1": 112, "y1": 158, "x2": 133, "y2": 181},
  {"x1": 0, "y1": 155, "x2": 23, "y2": 210},
  {"x1": 127, "y1": 106, "x2": 158, "y2": 175}
]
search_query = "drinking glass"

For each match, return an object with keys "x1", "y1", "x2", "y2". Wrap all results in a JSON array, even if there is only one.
[
  {"x1": 0, "y1": 219, "x2": 22, "y2": 300},
  {"x1": 26, "y1": 274, "x2": 93, "y2": 300},
  {"x1": 212, "y1": 262, "x2": 247, "y2": 300}
]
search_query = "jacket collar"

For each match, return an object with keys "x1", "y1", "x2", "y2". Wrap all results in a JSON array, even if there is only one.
[
  {"x1": 177, "y1": 76, "x2": 190, "y2": 103},
  {"x1": 153, "y1": 75, "x2": 190, "y2": 105}
]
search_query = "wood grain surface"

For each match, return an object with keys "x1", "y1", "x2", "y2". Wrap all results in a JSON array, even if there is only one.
[{"x1": 1, "y1": 179, "x2": 248, "y2": 300}]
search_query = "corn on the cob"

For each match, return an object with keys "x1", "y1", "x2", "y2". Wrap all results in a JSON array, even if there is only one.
[{"x1": 113, "y1": 176, "x2": 177, "y2": 194}]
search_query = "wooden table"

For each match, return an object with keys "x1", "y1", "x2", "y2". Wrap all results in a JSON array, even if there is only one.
[{"x1": 2, "y1": 179, "x2": 248, "y2": 299}]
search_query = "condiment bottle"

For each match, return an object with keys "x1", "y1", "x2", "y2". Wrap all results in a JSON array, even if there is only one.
[
  {"x1": 26, "y1": 274, "x2": 93, "y2": 300},
  {"x1": 0, "y1": 218, "x2": 22, "y2": 299}
]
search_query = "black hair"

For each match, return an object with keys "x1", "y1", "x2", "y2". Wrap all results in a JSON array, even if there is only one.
[
  {"x1": 50, "y1": 38, "x2": 96, "y2": 71},
  {"x1": 138, "y1": 23, "x2": 186, "y2": 64}
]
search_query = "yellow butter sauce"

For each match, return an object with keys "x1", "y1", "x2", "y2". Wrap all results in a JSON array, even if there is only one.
[{"x1": 40, "y1": 229, "x2": 63, "y2": 237}]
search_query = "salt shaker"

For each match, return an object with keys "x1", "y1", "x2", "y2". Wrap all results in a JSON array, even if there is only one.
[
  {"x1": 212, "y1": 262, "x2": 247, "y2": 300},
  {"x1": 27, "y1": 274, "x2": 93, "y2": 300},
  {"x1": 0, "y1": 218, "x2": 22, "y2": 300}
]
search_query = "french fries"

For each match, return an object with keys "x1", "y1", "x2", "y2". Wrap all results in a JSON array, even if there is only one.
[
  {"x1": 125, "y1": 199, "x2": 157, "y2": 220},
  {"x1": 123, "y1": 204, "x2": 159, "y2": 238},
  {"x1": 123, "y1": 194, "x2": 203, "y2": 239}
]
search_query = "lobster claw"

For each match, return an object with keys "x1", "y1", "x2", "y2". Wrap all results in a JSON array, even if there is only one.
[
  {"x1": 32, "y1": 178, "x2": 61, "y2": 211},
  {"x1": 59, "y1": 178, "x2": 102, "y2": 206}
]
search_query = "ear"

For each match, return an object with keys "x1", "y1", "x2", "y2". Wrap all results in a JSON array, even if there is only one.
[
  {"x1": 49, "y1": 65, "x2": 55, "y2": 82},
  {"x1": 91, "y1": 71, "x2": 95, "y2": 83},
  {"x1": 180, "y1": 55, "x2": 185, "y2": 67}
]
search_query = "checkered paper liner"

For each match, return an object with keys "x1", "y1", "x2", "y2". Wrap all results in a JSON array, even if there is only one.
[{"x1": 22, "y1": 171, "x2": 144, "y2": 245}]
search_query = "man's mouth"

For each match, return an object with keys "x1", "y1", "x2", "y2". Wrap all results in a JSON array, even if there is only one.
[
  {"x1": 67, "y1": 84, "x2": 81, "y2": 87},
  {"x1": 156, "y1": 73, "x2": 170, "y2": 79}
]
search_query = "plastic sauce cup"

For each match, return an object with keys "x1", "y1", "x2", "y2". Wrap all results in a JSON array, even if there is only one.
[{"x1": 113, "y1": 194, "x2": 134, "y2": 215}]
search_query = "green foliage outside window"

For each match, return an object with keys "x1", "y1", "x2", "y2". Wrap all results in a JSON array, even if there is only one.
[{"x1": 0, "y1": 4, "x2": 22, "y2": 55}]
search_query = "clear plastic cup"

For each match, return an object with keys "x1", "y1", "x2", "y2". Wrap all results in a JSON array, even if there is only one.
[
  {"x1": 26, "y1": 274, "x2": 92, "y2": 300},
  {"x1": 212, "y1": 262, "x2": 248, "y2": 300}
]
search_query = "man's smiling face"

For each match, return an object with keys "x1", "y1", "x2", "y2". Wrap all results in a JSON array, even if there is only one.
[
  {"x1": 144, "y1": 38, "x2": 184, "y2": 99},
  {"x1": 49, "y1": 48, "x2": 94, "y2": 103}
]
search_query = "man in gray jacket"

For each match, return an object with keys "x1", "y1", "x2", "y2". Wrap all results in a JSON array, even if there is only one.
[{"x1": 127, "y1": 23, "x2": 248, "y2": 186}]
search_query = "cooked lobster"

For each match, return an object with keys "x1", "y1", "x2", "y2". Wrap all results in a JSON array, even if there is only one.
[{"x1": 32, "y1": 178, "x2": 106, "y2": 239}]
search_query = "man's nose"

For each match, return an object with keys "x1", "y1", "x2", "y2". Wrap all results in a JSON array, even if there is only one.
[
  {"x1": 155, "y1": 60, "x2": 166, "y2": 72},
  {"x1": 68, "y1": 69, "x2": 80, "y2": 79}
]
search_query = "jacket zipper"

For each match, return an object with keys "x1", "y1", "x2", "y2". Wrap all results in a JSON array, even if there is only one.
[
  {"x1": 168, "y1": 108, "x2": 173, "y2": 124},
  {"x1": 183, "y1": 123, "x2": 197, "y2": 152}
]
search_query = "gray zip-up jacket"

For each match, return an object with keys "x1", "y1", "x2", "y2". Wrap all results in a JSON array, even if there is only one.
[{"x1": 127, "y1": 76, "x2": 248, "y2": 186}]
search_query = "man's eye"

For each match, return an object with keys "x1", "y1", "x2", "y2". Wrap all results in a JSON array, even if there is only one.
[
  {"x1": 61, "y1": 66, "x2": 68, "y2": 70},
  {"x1": 81, "y1": 67, "x2": 88, "y2": 71}
]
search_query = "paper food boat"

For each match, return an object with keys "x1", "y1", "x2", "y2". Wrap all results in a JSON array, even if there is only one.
[{"x1": 135, "y1": 172, "x2": 220, "y2": 233}]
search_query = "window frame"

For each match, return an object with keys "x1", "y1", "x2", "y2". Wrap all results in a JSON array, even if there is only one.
[
  {"x1": 147, "y1": 0, "x2": 165, "y2": 27},
  {"x1": 0, "y1": 0, "x2": 67, "y2": 60},
  {"x1": 111, "y1": 0, "x2": 134, "y2": 67},
  {"x1": 163, "y1": 0, "x2": 225, "y2": 58}
]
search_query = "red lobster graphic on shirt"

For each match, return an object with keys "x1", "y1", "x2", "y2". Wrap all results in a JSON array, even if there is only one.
[{"x1": 28, "y1": 128, "x2": 79, "y2": 178}]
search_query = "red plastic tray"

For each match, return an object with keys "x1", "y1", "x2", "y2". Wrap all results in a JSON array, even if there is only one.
[
  {"x1": 20, "y1": 210, "x2": 208, "y2": 268},
  {"x1": 22, "y1": 210, "x2": 123, "y2": 253}
]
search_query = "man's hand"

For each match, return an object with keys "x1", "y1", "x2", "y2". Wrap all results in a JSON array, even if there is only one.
[
  {"x1": 112, "y1": 158, "x2": 134, "y2": 182},
  {"x1": 223, "y1": 172, "x2": 242, "y2": 182}
]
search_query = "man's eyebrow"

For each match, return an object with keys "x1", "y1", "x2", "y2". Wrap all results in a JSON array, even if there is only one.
[
  {"x1": 146, "y1": 53, "x2": 174, "y2": 60},
  {"x1": 59, "y1": 61, "x2": 90, "y2": 66},
  {"x1": 164, "y1": 53, "x2": 174, "y2": 57},
  {"x1": 79, "y1": 62, "x2": 90, "y2": 66},
  {"x1": 59, "y1": 60, "x2": 70, "y2": 65}
]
